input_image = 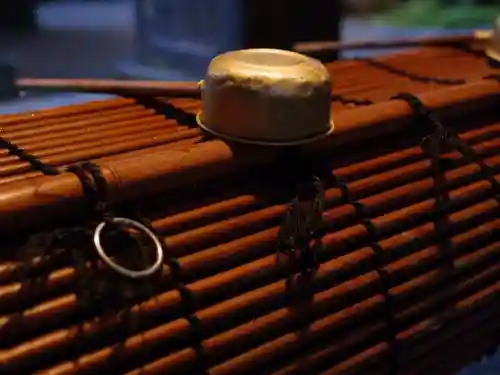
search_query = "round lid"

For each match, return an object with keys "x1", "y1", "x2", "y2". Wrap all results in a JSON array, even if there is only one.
[
  {"x1": 199, "y1": 49, "x2": 334, "y2": 146},
  {"x1": 205, "y1": 48, "x2": 331, "y2": 95}
]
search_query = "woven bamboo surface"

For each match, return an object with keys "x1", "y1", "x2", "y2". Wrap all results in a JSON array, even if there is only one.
[
  {"x1": 0, "y1": 46, "x2": 494, "y2": 186},
  {"x1": 0, "y1": 45, "x2": 499, "y2": 375}
]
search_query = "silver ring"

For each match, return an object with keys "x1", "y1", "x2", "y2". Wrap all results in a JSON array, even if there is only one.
[{"x1": 93, "y1": 217, "x2": 164, "y2": 279}]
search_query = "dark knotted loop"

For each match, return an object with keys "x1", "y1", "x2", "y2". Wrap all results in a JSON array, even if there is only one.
[
  {"x1": 0, "y1": 132, "x2": 165, "y2": 310},
  {"x1": 66, "y1": 162, "x2": 164, "y2": 279},
  {"x1": 393, "y1": 92, "x2": 496, "y2": 279},
  {"x1": 277, "y1": 174, "x2": 325, "y2": 274},
  {"x1": 392, "y1": 92, "x2": 452, "y2": 159},
  {"x1": 66, "y1": 163, "x2": 101, "y2": 216},
  {"x1": 308, "y1": 176, "x2": 326, "y2": 237},
  {"x1": 0, "y1": 136, "x2": 89, "y2": 288},
  {"x1": 66, "y1": 161, "x2": 112, "y2": 222},
  {"x1": 82, "y1": 162, "x2": 112, "y2": 218},
  {"x1": 393, "y1": 92, "x2": 455, "y2": 205}
]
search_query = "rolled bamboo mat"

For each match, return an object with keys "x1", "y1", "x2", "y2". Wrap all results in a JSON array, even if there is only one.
[
  {"x1": 0, "y1": 133, "x2": 498, "y2": 316},
  {"x1": 0, "y1": 43, "x2": 499, "y2": 375},
  {"x1": 1, "y1": 121, "x2": 499, "y2": 288}
]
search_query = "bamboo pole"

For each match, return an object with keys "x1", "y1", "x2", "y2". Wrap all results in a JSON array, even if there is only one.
[
  {"x1": 295, "y1": 32, "x2": 492, "y2": 53},
  {"x1": 294, "y1": 31, "x2": 492, "y2": 60},
  {"x1": 16, "y1": 79, "x2": 201, "y2": 98}
]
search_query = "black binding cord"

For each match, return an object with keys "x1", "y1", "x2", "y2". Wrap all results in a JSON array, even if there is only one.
[
  {"x1": 392, "y1": 93, "x2": 459, "y2": 327},
  {"x1": 0, "y1": 126, "x2": 202, "y2": 359},
  {"x1": 64, "y1": 162, "x2": 165, "y2": 282},
  {"x1": 452, "y1": 43, "x2": 487, "y2": 59},
  {"x1": 0, "y1": 133, "x2": 203, "y2": 355},
  {"x1": 391, "y1": 92, "x2": 499, "y2": 198},
  {"x1": 0, "y1": 132, "x2": 165, "y2": 280},
  {"x1": 66, "y1": 162, "x2": 111, "y2": 221},
  {"x1": 134, "y1": 214, "x2": 206, "y2": 372},
  {"x1": 128, "y1": 95, "x2": 215, "y2": 143},
  {"x1": 360, "y1": 58, "x2": 466, "y2": 86},
  {"x1": 0, "y1": 135, "x2": 60, "y2": 175},
  {"x1": 329, "y1": 172, "x2": 399, "y2": 375},
  {"x1": 484, "y1": 74, "x2": 500, "y2": 84},
  {"x1": 128, "y1": 95, "x2": 198, "y2": 128},
  {"x1": 331, "y1": 94, "x2": 374, "y2": 106},
  {"x1": 391, "y1": 92, "x2": 500, "y2": 331}
]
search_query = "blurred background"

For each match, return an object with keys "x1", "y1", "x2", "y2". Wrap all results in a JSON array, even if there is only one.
[
  {"x1": 1, "y1": 0, "x2": 498, "y2": 115},
  {"x1": 0, "y1": 0, "x2": 499, "y2": 373},
  {"x1": 0, "y1": 0, "x2": 498, "y2": 81}
]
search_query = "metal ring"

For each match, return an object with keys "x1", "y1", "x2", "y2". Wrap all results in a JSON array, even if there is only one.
[{"x1": 93, "y1": 217, "x2": 164, "y2": 279}]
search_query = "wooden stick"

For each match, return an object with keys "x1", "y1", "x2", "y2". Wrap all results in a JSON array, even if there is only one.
[
  {"x1": 15, "y1": 78, "x2": 201, "y2": 98},
  {"x1": 294, "y1": 30, "x2": 493, "y2": 56}
]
